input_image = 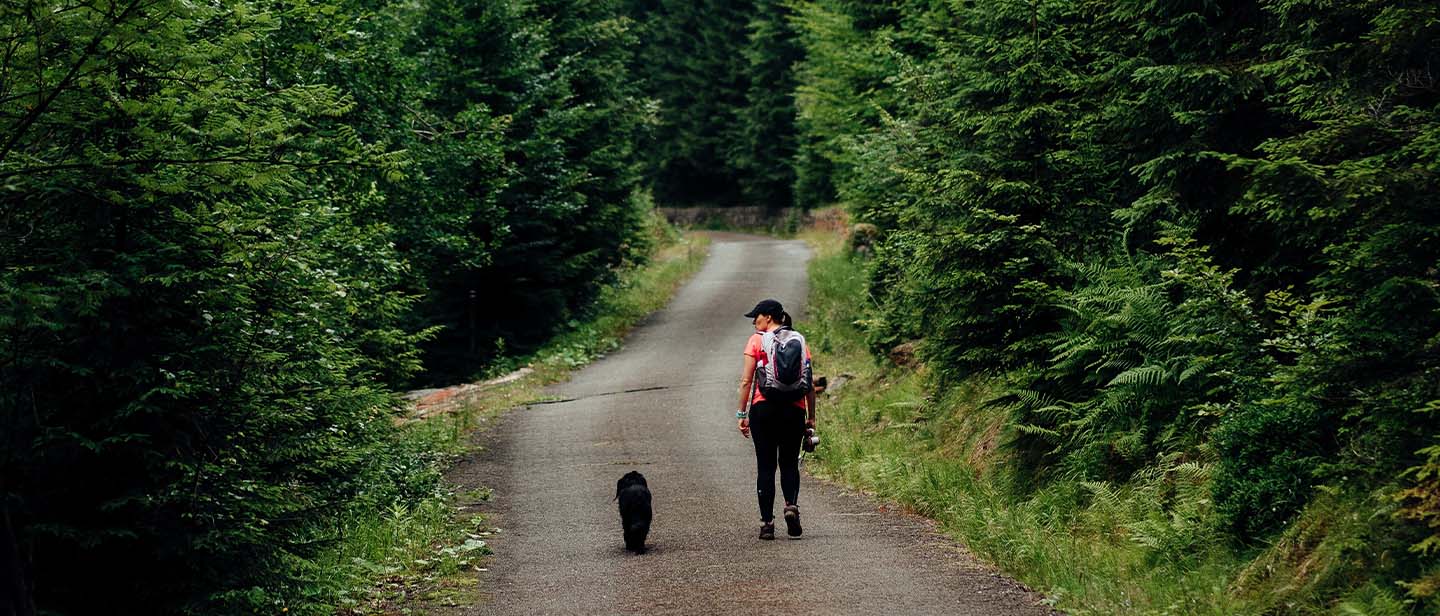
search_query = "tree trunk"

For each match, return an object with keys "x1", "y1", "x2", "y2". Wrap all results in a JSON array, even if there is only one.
[{"x1": 0, "y1": 507, "x2": 35, "y2": 616}]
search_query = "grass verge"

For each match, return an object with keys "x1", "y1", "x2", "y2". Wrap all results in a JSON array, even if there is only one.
[
  {"x1": 796, "y1": 219, "x2": 1394, "y2": 616},
  {"x1": 316, "y1": 213, "x2": 710, "y2": 614}
]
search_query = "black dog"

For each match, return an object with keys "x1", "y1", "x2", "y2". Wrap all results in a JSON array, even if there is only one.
[{"x1": 615, "y1": 471, "x2": 652, "y2": 553}]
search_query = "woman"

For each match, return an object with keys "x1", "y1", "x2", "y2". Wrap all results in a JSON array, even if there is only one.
[{"x1": 736, "y1": 299, "x2": 817, "y2": 540}]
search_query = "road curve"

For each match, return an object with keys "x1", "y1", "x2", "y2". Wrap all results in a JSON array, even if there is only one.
[{"x1": 447, "y1": 232, "x2": 1057, "y2": 615}]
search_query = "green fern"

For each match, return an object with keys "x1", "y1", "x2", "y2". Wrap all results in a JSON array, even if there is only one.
[{"x1": 1107, "y1": 365, "x2": 1170, "y2": 388}]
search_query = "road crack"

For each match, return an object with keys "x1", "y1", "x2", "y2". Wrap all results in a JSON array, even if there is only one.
[{"x1": 525, "y1": 385, "x2": 670, "y2": 405}]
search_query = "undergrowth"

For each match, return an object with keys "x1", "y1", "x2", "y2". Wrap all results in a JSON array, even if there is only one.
[{"x1": 797, "y1": 222, "x2": 1420, "y2": 615}]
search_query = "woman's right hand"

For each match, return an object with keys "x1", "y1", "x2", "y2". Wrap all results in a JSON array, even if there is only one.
[{"x1": 738, "y1": 418, "x2": 750, "y2": 438}]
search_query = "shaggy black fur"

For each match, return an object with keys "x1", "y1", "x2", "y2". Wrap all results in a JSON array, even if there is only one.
[{"x1": 615, "y1": 471, "x2": 652, "y2": 553}]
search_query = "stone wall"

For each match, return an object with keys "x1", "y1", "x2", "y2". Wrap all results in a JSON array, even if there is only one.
[{"x1": 656, "y1": 206, "x2": 812, "y2": 229}]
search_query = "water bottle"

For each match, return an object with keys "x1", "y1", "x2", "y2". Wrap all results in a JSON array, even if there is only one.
[{"x1": 802, "y1": 428, "x2": 819, "y2": 453}]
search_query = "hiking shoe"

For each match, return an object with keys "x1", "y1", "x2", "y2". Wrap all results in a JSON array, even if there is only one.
[
  {"x1": 759, "y1": 522, "x2": 775, "y2": 540},
  {"x1": 783, "y1": 504, "x2": 802, "y2": 538}
]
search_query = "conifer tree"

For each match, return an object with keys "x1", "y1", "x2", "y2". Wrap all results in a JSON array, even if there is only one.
[
  {"x1": 731, "y1": 0, "x2": 802, "y2": 208},
  {"x1": 787, "y1": 0, "x2": 901, "y2": 213},
  {"x1": 627, "y1": 0, "x2": 753, "y2": 205},
  {"x1": 0, "y1": 0, "x2": 655, "y2": 610},
  {"x1": 0, "y1": 0, "x2": 419, "y2": 610},
  {"x1": 789, "y1": 0, "x2": 1440, "y2": 607},
  {"x1": 449, "y1": 0, "x2": 649, "y2": 372}
]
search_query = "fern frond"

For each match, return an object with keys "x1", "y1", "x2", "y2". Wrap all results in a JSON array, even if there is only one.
[
  {"x1": 1014, "y1": 423, "x2": 1062, "y2": 439},
  {"x1": 1177, "y1": 360, "x2": 1210, "y2": 383},
  {"x1": 1107, "y1": 365, "x2": 1169, "y2": 388},
  {"x1": 1014, "y1": 389, "x2": 1059, "y2": 410},
  {"x1": 1093, "y1": 356, "x2": 1139, "y2": 373}
]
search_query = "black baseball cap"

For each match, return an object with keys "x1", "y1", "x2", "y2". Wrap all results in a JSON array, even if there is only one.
[{"x1": 744, "y1": 299, "x2": 784, "y2": 318}]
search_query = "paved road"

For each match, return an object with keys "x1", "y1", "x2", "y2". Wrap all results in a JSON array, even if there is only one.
[{"x1": 448, "y1": 233, "x2": 1056, "y2": 615}]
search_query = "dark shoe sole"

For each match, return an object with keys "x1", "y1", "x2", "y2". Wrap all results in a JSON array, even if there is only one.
[{"x1": 783, "y1": 507, "x2": 802, "y2": 537}]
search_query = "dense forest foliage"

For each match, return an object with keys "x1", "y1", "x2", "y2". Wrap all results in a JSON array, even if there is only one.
[
  {"x1": 4, "y1": 0, "x2": 1438, "y2": 613},
  {"x1": 785, "y1": 0, "x2": 1440, "y2": 611},
  {"x1": 0, "y1": 0, "x2": 656, "y2": 612},
  {"x1": 624, "y1": 0, "x2": 802, "y2": 208}
]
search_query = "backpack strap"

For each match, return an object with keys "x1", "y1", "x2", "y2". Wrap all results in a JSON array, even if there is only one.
[
  {"x1": 758, "y1": 330, "x2": 775, "y2": 366},
  {"x1": 747, "y1": 332, "x2": 767, "y2": 412}
]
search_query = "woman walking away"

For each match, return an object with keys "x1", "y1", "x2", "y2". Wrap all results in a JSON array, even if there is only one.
[{"x1": 736, "y1": 299, "x2": 816, "y2": 540}]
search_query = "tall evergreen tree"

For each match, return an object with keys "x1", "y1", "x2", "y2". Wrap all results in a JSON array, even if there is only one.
[
  {"x1": 787, "y1": 0, "x2": 901, "y2": 213},
  {"x1": 731, "y1": 0, "x2": 802, "y2": 208},
  {"x1": 443, "y1": 0, "x2": 650, "y2": 376},
  {"x1": 628, "y1": 0, "x2": 753, "y2": 205},
  {"x1": 790, "y1": 0, "x2": 1440, "y2": 608},
  {"x1": 0, "y1": 0, "x2": 656, "y2": 610},
  {"x1": 0, "y1": 0, "x2": 419, "y2": 610}
]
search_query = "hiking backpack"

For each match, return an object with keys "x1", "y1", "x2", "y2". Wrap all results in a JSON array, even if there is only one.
[{"x1": 755, "y1": 326, "x2": 812, "y2": 402}]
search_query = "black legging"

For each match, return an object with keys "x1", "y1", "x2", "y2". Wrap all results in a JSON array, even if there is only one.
[{"x1": 749, "y1": 399, "x2": 805, "y2": 522}]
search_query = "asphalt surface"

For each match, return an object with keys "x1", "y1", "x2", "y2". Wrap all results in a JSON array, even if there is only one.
[{"x1": 448, "y1": 232, "x2": 1058, "y2": 615}]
